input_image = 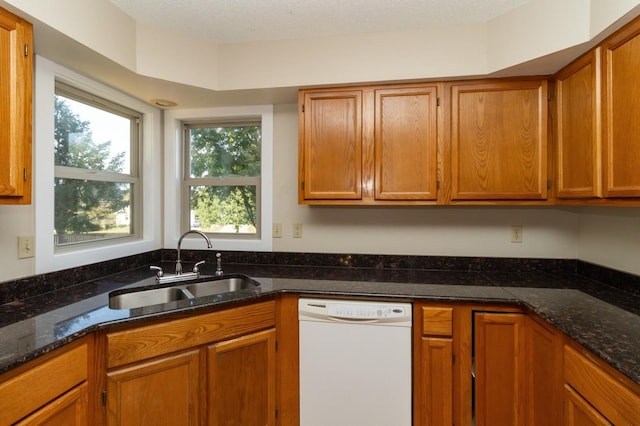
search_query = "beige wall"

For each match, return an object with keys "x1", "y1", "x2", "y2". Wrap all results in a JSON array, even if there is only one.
[
  {"x1": 1, "y1": 104, "x2": 639, "y2": 281},
  {"x1": 1, "y1": 0, "x2": 639, "y2": 281}
]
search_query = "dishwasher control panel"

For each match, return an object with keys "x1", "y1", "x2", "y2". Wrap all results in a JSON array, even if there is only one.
[{"x1": 299, "y1": 298, "x2": 412, "y2": 325}]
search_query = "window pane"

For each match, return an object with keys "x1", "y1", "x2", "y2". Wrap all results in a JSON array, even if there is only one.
[
  {"x1": 54, "y1": 179, "x2": 132, "y2": 246},
  {"x1": 189, "y1": 185, "x2": 257, "y2": 234},
  {"x1": 55, "y1": 95, "x2": 131, "y2": 174},
  {"x1": 188, "y1": 125, "x2": 261, "y2": 178}
]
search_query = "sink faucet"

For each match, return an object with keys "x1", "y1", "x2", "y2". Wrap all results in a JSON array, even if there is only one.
[{"x1": 176, "y1": 230, "x2": 212, "y2": 274}]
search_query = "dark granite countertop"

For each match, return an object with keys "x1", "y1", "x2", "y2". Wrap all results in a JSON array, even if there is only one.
[{"x1": 1, "y1": 261, "x2": 639, "y2": 388}]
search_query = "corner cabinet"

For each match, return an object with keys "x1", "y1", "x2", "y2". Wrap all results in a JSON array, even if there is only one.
[
  {"x1": 0, "y1": 7, "x2": 32, "y2": 204},
  {"x1": 448, "y1": 80, "x2": 548, "y2": 201},
  {"x1": 104, "y1": 301, "x2": 276, "y2": 426},
  {"x1": 564, "y1": 343, "x2": 640, "y2": 425},
  {"x1": 0, "y1": 336, "x2": 94, "y2": 425},
  {"x1": 298, "y1": 84, "x2": 439, "y2": 205}
]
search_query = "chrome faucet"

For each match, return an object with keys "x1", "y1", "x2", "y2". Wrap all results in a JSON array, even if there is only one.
[{"x1": 176, "y1": 230, "x2": 212, "y2": 275}]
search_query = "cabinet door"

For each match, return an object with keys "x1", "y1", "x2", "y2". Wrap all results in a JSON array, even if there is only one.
[
  {"x1": 208, "y1": 329, "x2": 276, "y2": 426},
  {"x1": 374, "y1": 86, "x2": 438, "y2": 200},
  {"x1": 526, "y1": 316, "x2": 563, "y2": 425},
  {"x1": 106, "y1": 349, "x2": 200, "y2": 426},
  {"x1": 299, "y1": 90, "x2": 362, "y2": 200},
  {"x1": 564, "y1": 385, "x2": 612, "y2": 426},
  {"x1": 15, "y1": 382, "x2": 88, "y2": 426},
  {"x1": 419, "y1": 337, "x2": 453, "y2": 425},
  {"x1": 602, "y1": 19, "x2": 640, "y2": 197},
  {"x1": 0, "y1": 7, "x2": 32, "y2": 204},
  {"x1": 474, "y1": 312, "x2": 526, "y2": 426},
  {"x1": 450, "y1": 80, "x2": 547, "y2": 201},
  {"x1": 555, "y1": 49, "x2": 602, "y2": 198}
]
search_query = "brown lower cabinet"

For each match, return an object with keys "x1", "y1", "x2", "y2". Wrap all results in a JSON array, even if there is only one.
[
  {"x1": 104, "y1": 300, "x2": 276, "y2": 426},
  {"x1": 412, "y1": 302, "x2": 640, "y2": 426},
  {"x1": 0, "y1": 335, "x2": 95, "y2": 425},
  {"x1": 3, "y1": 297, "x2": 640, "y2": 426}
]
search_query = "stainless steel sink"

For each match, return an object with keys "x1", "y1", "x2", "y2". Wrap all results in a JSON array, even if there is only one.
[
  {"x1": 186, "y1": 276, "x2": 259, "y2": 297},
  {"x1": 108, "y1": 274, "x2": 260, "y2": 310},
  {"x1": 109, "y1": 286, "x2": 191, "y2": 309}
]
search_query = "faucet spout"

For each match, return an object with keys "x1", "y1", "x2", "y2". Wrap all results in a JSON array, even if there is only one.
[{"x1": 176, "y1": 230, "x2": 212, "y2": 274}]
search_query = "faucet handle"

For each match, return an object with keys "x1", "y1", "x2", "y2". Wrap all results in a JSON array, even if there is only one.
[
  {"x1": 193, "y1": 261, "x2": 205, "y2": 274},
  {"x1": 150, "y1": 265, "x2": 164, "y2": 279}
]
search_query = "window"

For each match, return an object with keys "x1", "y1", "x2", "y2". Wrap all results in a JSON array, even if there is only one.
[
  {"x1": 164, "y1": 104, "x2": 272, "y2": 252},
  {"x1": 35, "y1": 57, "x2": 161, "y2": 274},
  {"x1": 54, "y1": 82, "x2": 141, "y2": 248},
  {"x1": 183, "y1": 121, "x2": 261, "y2": 238}
]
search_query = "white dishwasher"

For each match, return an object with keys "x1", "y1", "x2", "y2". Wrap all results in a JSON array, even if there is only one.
[{"x1": 298, "y1": 298, "x2": 412, "y2": 426}]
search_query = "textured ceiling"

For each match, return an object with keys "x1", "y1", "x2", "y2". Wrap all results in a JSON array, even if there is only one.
[{"x1": 110, "y1": 0, "x2": 528, "y2": 44}]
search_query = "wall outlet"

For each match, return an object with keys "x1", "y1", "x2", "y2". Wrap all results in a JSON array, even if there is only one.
[
  {"x1": 510, "y1": 225, "x2": 523, "y2": 243},
  {"x1": 293, "y1": 223, "x2": 303, "y2": 238},
  {"x1": 18, "y1": 235, "x2": 35, "y2": 259},
  {"x1": 273, "y1": 223, "x2": 283, "y2": 238}
]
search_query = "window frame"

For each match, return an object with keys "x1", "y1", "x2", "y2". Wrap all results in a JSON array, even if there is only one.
[
  {"x1": 182, "y1": 120, "x2": 262, "y2": 239},
  {"x1": 53, "y1": 81, "x2": 143, "y2": 249},
  {"x1": 34, "y1": 56, "x2": 162, "y2": 274},
  {"x1": 164, "y1": 105, "x2": 273, "y2": 252}
]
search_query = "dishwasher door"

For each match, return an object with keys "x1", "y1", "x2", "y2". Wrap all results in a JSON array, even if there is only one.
[{"x1": 298, "y1": 298, "x2": 412, "y2": 426}]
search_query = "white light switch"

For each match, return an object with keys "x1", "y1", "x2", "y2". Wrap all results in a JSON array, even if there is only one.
[{"x1": 18, "y1": 235, "x2": 35, "y2": 259}]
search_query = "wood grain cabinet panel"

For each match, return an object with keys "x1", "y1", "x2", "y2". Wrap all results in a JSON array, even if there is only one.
[
  {"x1": 374, "y1": 86, "x2": 438, "y2": 201},
  {"x1": 564, "y1": 385, "x2": 612, "y2": 426},
  {"x1": 474, "y1": 312, "x2": 527, "y2": 426},
  {"x1": 106, "y1": 349, "x2": 201, "y2": 426},
  {"x1": 450, "y1": 80, "x2": 548, "y2": 201},
  {"x1": 299, "y1": 83, "x2": 439, "y2": 205},
  {"x1": 555, "y1": 48, "x2": 602, "y2": 199},
  {"x1": 208, "y1": 329, "x2": 276, "y2": 426},
  {"x1": 299, "y1": 90, "x2": 363, "y2": 201},
  {"x1": 15, "y1": 383, "x2": 89, "y2": 426},
  {"x1": 564, "y1": 344, "x2": 640, "y2": 425},
  {"x1": 0, "y1": 7, "x2": 32, "y2": 204},
  {"x1": 0, "y1": 338, "x2": 90, "y2": 425},
  {"x1": 602, "y1": 18, "x2": 640, "y2": 197}
]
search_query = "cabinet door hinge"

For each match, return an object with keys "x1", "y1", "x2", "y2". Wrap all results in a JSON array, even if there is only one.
[
  {"x1": 452, "y1": 352, "x2": 456, "y2": 364},
  {"x1": 23, "y1": 168, "x2": 27, "y2": 181},
  {"x1": 436, "y1": 97, "x2": 440, "y2": 107},
  {"x1": 24, "y1": 43, "x2": 29, "y2": 57},
  {"x1": 276, "y1": 408, "x2": 279, "y2": 419},
  {"x1": 547, "y1": 179, "x2": 552, "y2": 189},
  {"x1": 275, "y1": 340, "x2": 278, "y2": 351},
  {"x1": 102, "y1": 389, "x2": 107, "y2": 405},
  {"x1": 547, "y1": 90, "x2": 552, "y2": 102},
  {"x1": 301, "y1": 181, "x2": 305, "y2": 190},
  {"x1": 301, "y1": 104, "x2": 305, "y2": 113},
  {"x1": 436, "y1": 180, "x2": 441, "y2": 190}
]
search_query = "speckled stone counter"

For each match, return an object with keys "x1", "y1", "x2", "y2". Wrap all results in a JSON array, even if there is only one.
[{"x1": 1, "y1": 253, "x2": 639, "y2": 387}]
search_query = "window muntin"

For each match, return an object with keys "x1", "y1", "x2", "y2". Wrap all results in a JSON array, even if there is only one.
[
  {"x1": 183, "y1": 122, "x2": 261, "y2": 237},
  {"x1": 54, "y1": 83, "x2": 141, "y2": 248}
]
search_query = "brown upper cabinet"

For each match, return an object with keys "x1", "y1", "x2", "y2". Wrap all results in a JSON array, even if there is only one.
[
  {"x1": 299, "y1": 79, "x2": 550, "y2": 205},
  {"x1": 601, "y1": 17, "x2": 640, "y2": 198},
  {"x1": 554, "y1": 48, "x2": 602, "y2": 199},
  {"x1": 0, "y1": 7, "x2": 32, "y2": 205},
  {"x1": 554, "y1": 16, "x2": 640, "y2": 202},
  {"x1": 298, "y1": 84, "x2": 439, "y2": 205},
  {"x1": 448, "y1": 79, "x2": 548, "y2": 202}
]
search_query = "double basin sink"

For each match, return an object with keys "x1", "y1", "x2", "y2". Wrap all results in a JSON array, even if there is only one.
[{"x1": 109, "y1": 274, "x2": 260, "y2": 310}]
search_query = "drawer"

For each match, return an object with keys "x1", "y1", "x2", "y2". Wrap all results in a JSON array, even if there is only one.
[
  {"x1": 0, "y1": 341, "x2": 88, "y2": 424},
  {"x1": 421, "y1": 306, "x2": 453, "y2": 336},
  {"x1": 564, "y1": 344, "x2": 640, "y2": 425}
]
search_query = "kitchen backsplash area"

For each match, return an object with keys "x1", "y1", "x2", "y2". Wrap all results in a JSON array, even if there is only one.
[{"x1": 1, "y1": 250, "x2": 639, "y2": 307}]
